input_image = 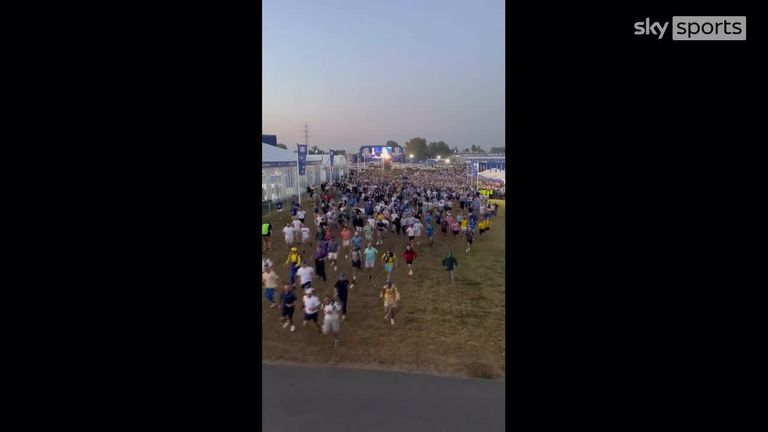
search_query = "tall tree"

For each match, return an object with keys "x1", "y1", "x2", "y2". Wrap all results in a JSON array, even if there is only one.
[
  {"x1": 489, "y1": 147, "x2": 505, "y2": 154},
  {"x1": 385, "y1": 140, "x2": 398, "y2": 148},
  {"x1": 426, "y1": 141, "x2": 452, "y2": 158},
  {"x1": 404, "y1": 137, "x2": 428, "y2": 161}
]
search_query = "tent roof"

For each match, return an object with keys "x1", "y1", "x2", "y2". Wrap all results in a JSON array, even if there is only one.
[{"x1": 262, "y1": 143, "x2": 296, "y2": 163}]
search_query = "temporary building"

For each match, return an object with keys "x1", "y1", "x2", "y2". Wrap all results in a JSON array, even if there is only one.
[{"x1": 262, "y1": 143, "x2": 323, "y2": 201}]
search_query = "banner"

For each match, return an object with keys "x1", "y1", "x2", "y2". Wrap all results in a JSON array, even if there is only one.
[
  {"x1": 329, "y1": 149, "x2": 334, "y2": 166},
  {"x1": 297, "y1": 144, "x2": 307, "y2": 175}
]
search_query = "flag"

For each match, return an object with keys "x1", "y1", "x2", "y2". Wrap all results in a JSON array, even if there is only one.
[{"x1": 297, "y1": 144, "x2": 307, "y2": 175}]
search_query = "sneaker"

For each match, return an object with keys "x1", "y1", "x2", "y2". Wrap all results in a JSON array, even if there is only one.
[
  {"x1": 303, "y1": 321, "x2": 307, "y2": 326},
  {"x1": 290, "y1": 325, "x2": 295, "y2": 332},
  {"x1": 385, "y1": 314, "x2": 389, "y2": 320},
  {"x1": 282, "y1": 321, "x2": 289, "y2": 328},
  {"x1": 342, "y1": 315, "x2": 346, "y2": 321},
  {"x1": 408, "y1": 270, "x2": 413, "y2": 276},
  {"x1": 270, "y1": 303, "x2": 277, "y2": 308},
  {"x1": 334, "y1": 339, "x2": 339, "y2": 348},
  {"x1": 390, "y1": 318, "x2": 395, "y2": 326},
  {"x1": 334, "y1": 266, "x2": 338, "y2": 272}
]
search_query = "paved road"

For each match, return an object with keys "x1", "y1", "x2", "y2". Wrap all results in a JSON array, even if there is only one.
[{"x1": 262, "y1": 363, "x2": 505, "y2": 432}]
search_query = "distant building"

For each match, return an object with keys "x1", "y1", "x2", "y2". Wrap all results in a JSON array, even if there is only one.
[{"x1": 262, "y1": 135, "x2": 277, "y2": 146}]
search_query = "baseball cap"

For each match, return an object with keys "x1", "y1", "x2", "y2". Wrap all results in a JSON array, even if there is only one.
[{"x1": 290, "y1": 247, "x2": 298, "y2": 252}]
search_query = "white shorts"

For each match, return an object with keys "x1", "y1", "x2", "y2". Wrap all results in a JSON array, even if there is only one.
[
  {"x1": 328, "y1": 252, "x2": 338, "y2": 260},
  {"x1": 323, "y1": 318, "x2": 340, "y2": 333},
  {"x1": 343, "y1": 240, "x2": 350, "y2": 247},
  {"x1": 365, "y1": 260, "x2": 375, "y2": 268}
]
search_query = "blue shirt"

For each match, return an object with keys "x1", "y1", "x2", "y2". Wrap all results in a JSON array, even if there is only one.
[
  {"x1": 352, "y1": 236, "x2": 363, "y2": 249},
  {"x1": 280, "y1": 291, "x2": 297, "y2": 308}
]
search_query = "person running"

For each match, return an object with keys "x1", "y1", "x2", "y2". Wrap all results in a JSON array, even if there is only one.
[
  {"x1": 382, "y1": 249, "x2": 396, "y2": 282},
  {"x1": 376, "y1": 217, "x2": 387, "y2": 246},
  {"x1": 465, "y1": 229, "x2": 474, "y2": 253},
  {"x1": 460, "y1": 216, "x2": 469, "y2": 234},
  {"x1": 363, "y1": 243, "x2": 378, "y2": 273},
  {"x1": 300, "y1": 223, "x2": 311, "y2": 247},
  {"x1": 262, "y1": 265, "x2": 279, "y2": 308},
  {"x1": 327, "y1": 237, "x2": 340, "y2": 272},
  {"x1": 363, "y1": 221, "x2": 373, "y2": 243},
  {"x1": 442, "y1": 251, "x2": 458, "y2": 284},
  {"x1": 282, "y1": 222, "x2": 295, "y2": 246},
  {"x1": 380, "y1": 281, "x2": 400, "y2": 327},
  {"x1": 341, "y1": 226, "x2": 352, "y2": 259},
  {"x1": 313, "y1": 244, "x2": 327, "y2": 282},
  {"x1": 413, "y1": 218, "x2": 423, "y2": 246},
  {"x1": 351, "y1": 230, "x2": 363, "y2": 254},
  {"x1": 440, "y1": 216, "x2": 449, "y2": 237},
  {"x1": 292, "y1": 217, "x2": 303, "y2": 246},
  {"x1": 403, "y1": 245, "x2": 417, "y2": 277},
  {"x1": 406, "y1": 224, "x2": 415, "y2": 245},
  {"x1": 261, "y1": 221, "x2": 273, "y2": 252},
  {"x1": 350, "y1": 246, "x2": 362, "y2": 281},
  {"x1": 302, "y1": 287, "x2": 322, "y2": 333},
  {"x1": 296, "y1": 261, "x2": 315, "y2": 292},
  {"x1": 284, "y1": 247, "x2": 302, "y2": 286},
  {"x1": 334, "y1": 273, "x2": 351, "y2": 321},
  {"x1": 280, "y1": 283, "x2": 297, "y2": 332},
  {"x1": 297, "y1": 207, "x2": 306, "y2": 224},
  {"x1": 321, "y1": 296, "x2": 343, "y2": 347},
  {"x1": 451, "y1": 218, "x2": 460, "y2": 239},
  {"x1": 425, "y1": 220, "x2": 435, "y2": 246},
  {"x1": 261, "y1": 254, "x2": 273, "y2": 273}
]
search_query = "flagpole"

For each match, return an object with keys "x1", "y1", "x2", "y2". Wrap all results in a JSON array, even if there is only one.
[{"x1": 296, "y1": 145, "x2": 301, "y2": 205}]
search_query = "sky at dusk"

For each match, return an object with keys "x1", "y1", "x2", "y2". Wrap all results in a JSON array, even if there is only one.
[{"x1": 263, "y1": 0, "x2": 505, "y2": 153}]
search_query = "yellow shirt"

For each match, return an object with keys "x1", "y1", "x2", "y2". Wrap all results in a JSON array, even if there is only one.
[{"x1": 285, "y1": 252, "x2": 302, "y2": 266}]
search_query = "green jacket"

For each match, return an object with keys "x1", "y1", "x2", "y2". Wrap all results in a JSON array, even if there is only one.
[{"x1": 442, "y1": 254, "x2": 458, "y2": 271}]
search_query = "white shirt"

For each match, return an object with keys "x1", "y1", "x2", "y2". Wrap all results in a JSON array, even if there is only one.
[
  {"x1": 300, "y1": 227, "x2": 310, "y2": 239},
  {"x1": 296, "y1": 266, "x2": 315, "y2": 285},
  {"x1": 282, "y1": 226, "x2": 294, "y2": 239},
  {"x1": 367, "y1": 218, "x2": 375, "y2": 227},
  {"x1": 406, "y1": 227, "x2": 415, "y2": 237},
  {"x1": 303, "y1": 295, "x2": 321, "y2": 314},
  {"x1": 413, "y1": 222, "x2": 422, "y2": 236},
  {"x1": 297, "y1": 210, "x2": 305, "y2": 219},
  {"x1": 324, "y1": 302, "x2": 342, "y2": 321},
  {"x1": 261, "y1": 258, "x2": 273, "y2": 272},
  {"x1": 292, "y1": 220, "x2": 302, "y2": 231}
]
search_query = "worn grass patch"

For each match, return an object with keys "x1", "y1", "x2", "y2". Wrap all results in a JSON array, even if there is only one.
[{"x1": 261, "y1": 198, "x2": 506, "y2": 379}]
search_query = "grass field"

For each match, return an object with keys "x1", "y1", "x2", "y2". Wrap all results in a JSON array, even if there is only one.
[{"x1": 261, "y1": 199, "x2": 506, "y2": 379}]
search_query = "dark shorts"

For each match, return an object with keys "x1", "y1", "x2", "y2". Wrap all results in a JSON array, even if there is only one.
[
  {"x1": 406, "y1": 260, "x2": 413, "y2": 265},
  {"x1": 301, "y1": 282, "x2": 311, "y2": 290},
  {"x1": 409, "y1": 236, "x2": 414, "y2": 241},
  {"x1": 466, "y1": 239, "x2": 473, "y2": 245},
  {"x1": 262, "y1": 234, "x2": 270, "y2": 238},
  {"x1": 352, "y1": 260, "x2": 361, "y2": 268},
  {"x1": 304, "y1": 312, "x2": 318, "y2": 321},
  {"x1": 282, "y1": 307, "x2": 294, "y2": 317},
  {"x1": 452, "y1": 230, "x2": 459, "y2": 235},
  {"x1": 299, "y1": 218, "x2": 305, "y2": 223}
]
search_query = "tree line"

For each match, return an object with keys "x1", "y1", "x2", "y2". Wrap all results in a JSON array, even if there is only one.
[
  {"x1": 273, "y1": 141, "x2": 503, "y2": 159},
  {"x1": 402, "y1": 138, "x2": 504, "y2": 161}
]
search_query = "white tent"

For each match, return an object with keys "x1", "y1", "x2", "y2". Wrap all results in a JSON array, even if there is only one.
[{"x1": 478, "y1": 169, "x2": 506, "y2": 184}]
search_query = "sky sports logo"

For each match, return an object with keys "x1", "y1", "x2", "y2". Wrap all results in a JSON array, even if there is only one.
[{"x1": 634, "y1": 17, "x2": 746, "y2": 41}]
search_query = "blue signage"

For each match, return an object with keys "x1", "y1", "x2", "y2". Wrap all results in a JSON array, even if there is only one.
[{"x1": 297, "y1": 144, "x2": 307, "y2": 175}]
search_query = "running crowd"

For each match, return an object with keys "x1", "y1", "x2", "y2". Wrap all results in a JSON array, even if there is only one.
[{"x1": 261, "y1": 164, "x2": 500, "y2": 347}]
